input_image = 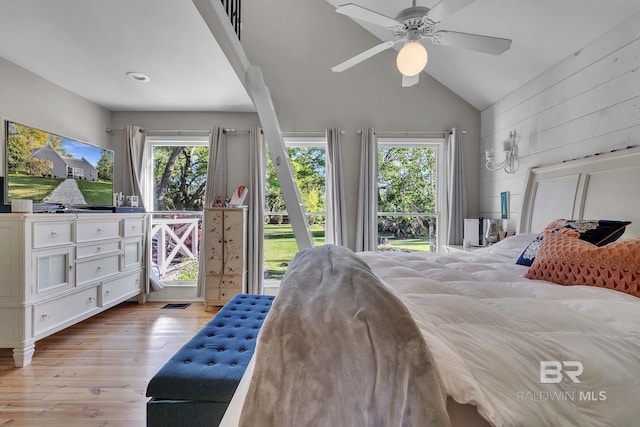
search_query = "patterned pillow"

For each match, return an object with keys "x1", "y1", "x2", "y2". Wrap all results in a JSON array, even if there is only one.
[
  {"x1": 515, "y1": 219, "x2": 631, "y2": 266},
  {"x1": 525, "y1": 233, "x2": 640, "y2": 298}
]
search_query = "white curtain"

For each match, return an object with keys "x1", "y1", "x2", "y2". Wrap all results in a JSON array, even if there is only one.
[
  {"x1": 123, "y1": 126, "x2": 148, "y2": 209},
  {"x1": 197, "y1": 126, "x2": 228, "y2": 297},
  {"x1": 446, "y1": 127, "x2": 467, "y2": 245},
  {"x1": 123, "y1": 126, "x2": 162, "y2": 292},
  {"x1": 325, "y1": 128, "x2": 347, "y2": 246},
  {"x1": 247, "y1": 126, "x2": 265, "y2": 294},
  {"x1": 355, "y1": 128, "x2": 378, "y2": 252}
]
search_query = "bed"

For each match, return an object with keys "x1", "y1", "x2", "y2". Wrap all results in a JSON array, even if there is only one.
[{"x1": 222, "y1": 146, "x2": 640, "y2": 426}]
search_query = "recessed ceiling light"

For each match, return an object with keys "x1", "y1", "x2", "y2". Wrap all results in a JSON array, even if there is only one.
[{"x1": 126, "y1": 71, "x2": 150, "y2": 82}]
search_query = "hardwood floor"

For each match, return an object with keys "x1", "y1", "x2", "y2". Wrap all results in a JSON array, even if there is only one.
[{"x1": 0, "y1": 301, "x2": 218, "y2": 426}]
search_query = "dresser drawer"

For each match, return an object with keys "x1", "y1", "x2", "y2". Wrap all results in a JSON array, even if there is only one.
[
  {"x1": 123, "y1": 218, "x2": 145, "y2": 237},
  {"x1": 76, "y1": 219, "x2": 120, "y2": 243},
  {"x1": 32, "y1": 221, "x2": 73, "y2": 248},
  {"x1": 220, "y1": 275, "x2": 244, "y2": 289},
  {"x1": 219, "y1": 287, "x2": 242, "y2": 302},
  {"x1": 76, "y1": 253, "x2": 120, "y2": 286},
  {"x1": 101, "y1": 271, "x2": 141, "y2": 306},
  {"x1": 76, "y1": 241, "x2": 120, "y2": 259},
  {"x1": 33, "y1": 287, "x2": 98, "y2": 336},
  {"x1": 204, "y1": 287, "x2": 220, "y2": 301}
]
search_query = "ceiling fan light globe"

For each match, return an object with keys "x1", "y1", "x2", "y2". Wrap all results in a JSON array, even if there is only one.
[{"x1": 396, "y1": 41, "x2": 428, "y2": 76}]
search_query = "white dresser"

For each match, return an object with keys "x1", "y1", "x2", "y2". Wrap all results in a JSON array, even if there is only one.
[
  {"x1": 202, "y1": 207, "x2": 247, "y2": 311},
  {"x1": 0, "y1": 212, "x2": 147, "y2": 367}
]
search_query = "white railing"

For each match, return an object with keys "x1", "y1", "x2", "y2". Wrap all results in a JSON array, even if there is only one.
[{"x1": 151, "y1": 213, "x2": 202, "y2": 279}]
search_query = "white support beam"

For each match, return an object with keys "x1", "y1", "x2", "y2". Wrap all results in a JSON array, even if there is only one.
[{"x1": 247, "y1": 66, "x2": 314, "y2": 250}]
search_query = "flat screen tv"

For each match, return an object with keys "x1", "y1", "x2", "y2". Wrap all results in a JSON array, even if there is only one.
[{"x1": 3, "y1": 120, "x2": 114, "y2": 211}]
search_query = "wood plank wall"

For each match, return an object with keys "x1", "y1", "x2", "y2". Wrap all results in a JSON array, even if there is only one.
[{"x1": 479, "y1": 13, "x2": 640, "y2": 231}]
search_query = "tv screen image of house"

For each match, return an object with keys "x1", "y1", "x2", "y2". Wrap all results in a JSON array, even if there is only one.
[{"x1": 5, "y1": 120, "x2": 114, "y2": 206}]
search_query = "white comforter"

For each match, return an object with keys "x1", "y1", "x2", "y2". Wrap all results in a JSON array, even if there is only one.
[{"x1": 358, "y1": 234, "x2": 640, "y2": 427}]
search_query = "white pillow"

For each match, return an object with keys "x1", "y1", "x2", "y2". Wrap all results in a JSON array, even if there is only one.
[{"x1": 482, "y1": 233, "x2": 539, "y2": 260}]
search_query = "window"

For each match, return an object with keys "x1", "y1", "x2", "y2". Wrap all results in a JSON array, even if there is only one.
[
  {"x1": 145, "y1": 135, "x2": 209, "y2": 286},
  {"x1": 377, "y1": 138, "x2": 444, "y2": 252},
  {"x1": 264, "y1": 137, "x2": 326, "y2": 282}
]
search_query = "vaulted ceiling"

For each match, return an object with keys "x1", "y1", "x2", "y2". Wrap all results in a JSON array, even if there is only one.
[{"x1": 1, "y1": 0, "x2": 639, "y2": 112}]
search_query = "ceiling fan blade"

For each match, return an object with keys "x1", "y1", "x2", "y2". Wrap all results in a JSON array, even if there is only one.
[
  {"x1": 331, "y1": 40, "x2": 398, "y2": 72},
  {"x1": 402, "y1": 74, "x2": 419, "y2": 87},
  {"x1": 431, "y1": 30, "x2": 512, "y2": 55},
  {"x1": 336, "y1": 3, "x2": 400, "y2": 28},
  {"x1": 427, "y1": 0, "x2": 475, "y2": 23}
]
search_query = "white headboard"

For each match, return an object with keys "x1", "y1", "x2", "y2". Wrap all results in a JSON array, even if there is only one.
[{"x1": 519, "y1": 146, "x2": 640, "y2": 239}]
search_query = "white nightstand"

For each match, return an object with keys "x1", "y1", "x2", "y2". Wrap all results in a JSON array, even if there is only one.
[{"x1": 443, "y1": 244, "x2": 485, "y2": 253}]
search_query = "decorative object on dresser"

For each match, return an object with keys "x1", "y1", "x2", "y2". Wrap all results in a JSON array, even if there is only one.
[
  {"x1": 0, "y1": 212, "x2": 148, "y2": 367},
  {"x1": 202, "y1": 207, "x2": 247, "y2": 311}
]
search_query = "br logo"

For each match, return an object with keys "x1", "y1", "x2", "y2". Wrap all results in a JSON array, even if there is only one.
[{"x1": 540, "y1": 361, "x2": 583, "y2": 384}]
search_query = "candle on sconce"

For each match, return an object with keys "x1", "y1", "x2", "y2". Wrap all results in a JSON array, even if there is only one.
[
  {"x1": 503, "y1": 139, "x2": 513, "y2": 151},
  {"x1": 485, "y1": 148, "x2": 494, "y2": 160}
]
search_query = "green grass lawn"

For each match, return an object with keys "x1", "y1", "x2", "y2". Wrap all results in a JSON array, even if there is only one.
[
  {"x1": 7, "y1": 174, "x2": 63, "y2": 202},
  {"x1": 263, "y1": 224, "x2": 430, "y2": 280},
  {"x1": 8, "y1": 174, "x2": 113, "y2": 204},
  {"x1": 76, "y1": 179, "x2": 114, "y2": 205},
  {"x1": 264, "y1": 223, "x2": 325, "y2": 280}
]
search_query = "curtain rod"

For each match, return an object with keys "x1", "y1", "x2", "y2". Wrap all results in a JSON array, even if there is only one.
[
  {"x1": 105, "y1": 127, "x2": 212, "y2": 135},
  {"x1": 357, "y1": 130, "x2": 466, "y2": 135},
  {"x1": 105, "y1": 127, "x2": 262, "y2": 135}
]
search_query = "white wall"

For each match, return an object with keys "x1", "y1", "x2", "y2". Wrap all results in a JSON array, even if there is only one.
[
  {"x1": 480, "y1": 12, "x2": 640, "y2": 231},
  {"x1": 0, "y1": 57, "x2": 112, "y2": 177},
  {"x1": 240, "y1": 0, "x2": 481, "y2": 248}
]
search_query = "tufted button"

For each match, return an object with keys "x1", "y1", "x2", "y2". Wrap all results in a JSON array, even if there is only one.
[
  {"x1": 208, "y1": 361, "x2": 216, "y2": 366},
  {"x1": 184, "y1": 360, "x2": 191, "y2": 364},
  {"x1": 230, "y1": 361, "x2": 238, "y2": 366},
  {"x1": 197, "y1": 346, "x2": 204, "y2": 350}
]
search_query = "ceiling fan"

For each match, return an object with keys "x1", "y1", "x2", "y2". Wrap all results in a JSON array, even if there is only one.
[{"x1": 331, "y1": 0, "x2": 512, "y2": 87}]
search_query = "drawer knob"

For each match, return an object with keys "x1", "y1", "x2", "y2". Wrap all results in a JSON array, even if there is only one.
[
  {"x1": 96, "y1": 246, "x2": 103, "y2": 253},
  {"x1": 97, "y1": 228, "x2": 104, "y2": 234},
  {"x1": 96, "y1": 266, "x2": 104, "y2": 271},
  {"x1": 41, "y1": 314, "x2": 50, "y2": 321},
  {"x1": 88, "y1": 297, "x2": 95, "y2": 303},
  {"x1": 50, "y1": 231, "x2": 59, "y2": 238},
  {"x1": 105, "y1": 290, "x2": 111, "y2": 295}
]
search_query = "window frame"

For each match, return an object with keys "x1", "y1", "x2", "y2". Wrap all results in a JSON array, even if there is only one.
[
  {"x1": 143, "y1": 134, "x2": 210, "y2": 212},
  {"x1": 377, "y1": 137, "x2": 445, "y2": 252}
]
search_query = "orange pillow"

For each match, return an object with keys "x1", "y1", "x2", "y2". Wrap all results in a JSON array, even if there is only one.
[{"x1": 525, "y1": 233, "x2": 640, "y2": 298}]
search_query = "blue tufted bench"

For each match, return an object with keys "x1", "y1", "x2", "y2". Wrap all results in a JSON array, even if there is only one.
[{"x1": 146, "y1": 294, "x2": 274, "y2": 427}]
